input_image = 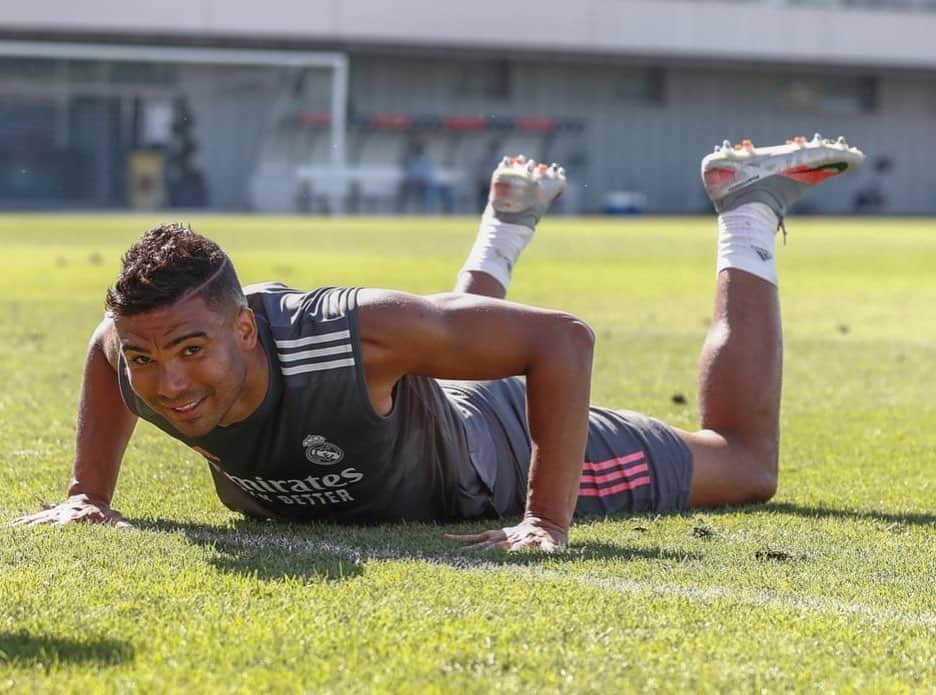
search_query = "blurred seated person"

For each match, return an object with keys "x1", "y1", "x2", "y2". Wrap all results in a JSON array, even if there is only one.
[{"x1": 398, "y1": 141, "x2": 438, "y2": 213}]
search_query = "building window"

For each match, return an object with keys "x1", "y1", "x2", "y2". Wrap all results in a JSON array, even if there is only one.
[
  {"x1": 616, "y1": 66, "x2": 667, "y2": 105},
  {"x1": 0, "y1": 57, "x2": 57, "y2": 82},
  {"x1": 453, "y1": 59, "x2": 512, "y2": 100},
  {"x1": 109, "y1": 61, "x2": 177, "y2": 86},
  {"x1": 856, "y1": 75, "x2": 879, "y2": 113},
  {"x1": 785, "y1": 74, "x2": 879, "y2": 114}
]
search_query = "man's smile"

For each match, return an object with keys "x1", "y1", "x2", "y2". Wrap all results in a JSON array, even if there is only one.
[{"x1": 164, "y1": 395, "x2": 208, "y2": 421}]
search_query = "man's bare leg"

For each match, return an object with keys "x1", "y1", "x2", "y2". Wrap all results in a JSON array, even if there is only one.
[
  {"x1": 683, "y1": 135, "x2": 864, "y2": 508},
  {"x1": 455, "y1": 271, "x2": 506, "y2": 298},
  {"x1": 456, "y1": 155, "x2": 566, "y2": 299},
  {"x1": 683, "y1": 268, "x2": 782, "y2": 506}
]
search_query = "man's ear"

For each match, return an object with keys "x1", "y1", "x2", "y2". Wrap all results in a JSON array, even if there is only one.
[{"x1": 234, "y1": 306, "x2": 258, "y2": 350}]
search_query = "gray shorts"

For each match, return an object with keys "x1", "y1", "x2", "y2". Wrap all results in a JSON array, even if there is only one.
[{"x1": 443, "y1": 378, "x2": 694, "y2": 518}]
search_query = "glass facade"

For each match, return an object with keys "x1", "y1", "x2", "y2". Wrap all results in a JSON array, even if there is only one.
[{"x1": 0, "y1": 56, "x2": 180, "y2": 207}]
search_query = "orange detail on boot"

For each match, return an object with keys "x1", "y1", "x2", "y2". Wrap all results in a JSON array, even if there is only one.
[
  {"x1": 704, "y1": 167, "x2": 737, "y2": 187},
  {"x1": 780, "y1": 164, "x2": 840, "y2": 184}
]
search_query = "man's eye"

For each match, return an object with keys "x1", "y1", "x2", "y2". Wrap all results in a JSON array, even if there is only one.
[
  {"x1": 131, "y1": 355, "x2": 151, "y2": 366},
  {"x1": 184, "y1": 345, "x2": 202, "y2": 356}
]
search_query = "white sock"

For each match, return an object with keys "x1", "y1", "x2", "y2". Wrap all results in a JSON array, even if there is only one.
[
  {"x1": 716, "y1": 202, "x2": 780, "y2": 286},
  {"x1": 458, "y1": 208, "x2": 534, "y2": 290}
]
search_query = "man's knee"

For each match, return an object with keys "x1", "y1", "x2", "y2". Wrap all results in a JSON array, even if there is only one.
[
  {"x1": 746, "y1": 468, "x2": 778, "y2": 504},
  {"x1": 740, "y1": 441, "x2": 778, "y2": 503},
  {"x1": 685, "y1": 430, "x2": 778, "y2": 508}
]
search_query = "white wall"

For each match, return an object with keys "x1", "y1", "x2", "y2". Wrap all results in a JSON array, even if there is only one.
[{"x1": 4, "y1": 0, "x2": 936, "y2": 69}]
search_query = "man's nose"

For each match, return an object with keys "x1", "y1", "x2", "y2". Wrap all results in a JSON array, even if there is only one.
[{"x1": 157, "y1": 363, "x2": 190, "y2": 401}]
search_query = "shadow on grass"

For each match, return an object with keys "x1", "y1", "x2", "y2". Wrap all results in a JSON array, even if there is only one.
[
  {"x1": 704, "y1": 501, "x2": 936, "y2": 527},
  {"x1": 137, "y1": 518, "x2": 700, "y2": 582},
  {"x1": 136, "y1": 518, "x2": 365, "y2": 582},
  {"x1": 0, "y1": 631, "x2": 132, "y2": 667},
  {"x1": 770, "y1": 502, "x2": 936, "y2": 527}
]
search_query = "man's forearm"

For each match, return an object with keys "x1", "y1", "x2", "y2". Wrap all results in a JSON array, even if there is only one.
[
  {"x1": 68, "y1": 338, "x2": 137, "y2": 504},
  {"x1": 523, "y1": 318, "x2": 594, "y2": 531}
]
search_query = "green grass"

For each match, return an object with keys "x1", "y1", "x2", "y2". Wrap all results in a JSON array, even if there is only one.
[{"x1": 1, "y1": 213, "x2": 933, "y2": 693}]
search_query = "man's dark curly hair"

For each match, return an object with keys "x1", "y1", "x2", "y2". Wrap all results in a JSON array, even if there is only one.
[{"x1": 105, "y1": 223, "x2": 246, "y2": 317}]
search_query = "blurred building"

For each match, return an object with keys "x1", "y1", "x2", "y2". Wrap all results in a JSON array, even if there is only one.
[{"x1": 1, "y1": 0, "x2": 935, "y2": 214}]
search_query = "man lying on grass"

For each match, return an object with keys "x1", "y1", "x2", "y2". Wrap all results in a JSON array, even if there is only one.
[{"x1": 13, "y1": 136, "x2": 864, "y2": 551}]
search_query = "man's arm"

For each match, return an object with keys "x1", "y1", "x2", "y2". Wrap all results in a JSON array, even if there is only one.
[
  {"x1": 12, "y1": 318, "x2": 137, "y2": 527},
  {"x1": 358, "y1": 289, "x2": 594, "y2": 551}
]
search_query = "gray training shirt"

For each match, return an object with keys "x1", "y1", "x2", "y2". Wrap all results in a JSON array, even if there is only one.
[
  {"x1": 116, "y1": 283, "x2": 490, "y2": 523},
  {"x1": 116, "y1": 282, "x2": 693, "y2": 522}
]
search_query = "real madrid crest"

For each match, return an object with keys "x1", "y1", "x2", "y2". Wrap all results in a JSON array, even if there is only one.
[{"x1": 302, "y1": 434, "x2": 345, "y2": 466}]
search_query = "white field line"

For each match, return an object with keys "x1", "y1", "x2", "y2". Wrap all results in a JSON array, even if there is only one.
[{"x1": 176, "y1": 527, "x2": 936, "y2": 630}]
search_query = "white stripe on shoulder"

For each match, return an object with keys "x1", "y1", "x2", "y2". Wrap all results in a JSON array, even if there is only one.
[
  {"x1": 275, "y1": 329, "x2": 351, "y2": 349},
  {"x1": 277, "y1": 344, "x2": 352, "y2": 363},
  {"x1": 281, "y1": 357, "x2": 355, "y2": 376}
]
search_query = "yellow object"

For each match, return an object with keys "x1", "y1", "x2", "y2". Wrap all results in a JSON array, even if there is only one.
[{"x1": 128, "y1": 150, "x2": 165, "y2": 210}]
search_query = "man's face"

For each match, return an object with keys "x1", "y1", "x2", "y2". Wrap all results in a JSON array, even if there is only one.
[{"x1": 116, "y1": 294, "x2": 258, "y2": 438}]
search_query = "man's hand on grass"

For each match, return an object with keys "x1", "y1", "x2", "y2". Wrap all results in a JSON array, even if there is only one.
[
  {"x1": 11, "y1": 493, "x2": 132, "y2": 528},
  {"x1": 444, "y1": 516, "x2": 568, "y2": 552}
]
